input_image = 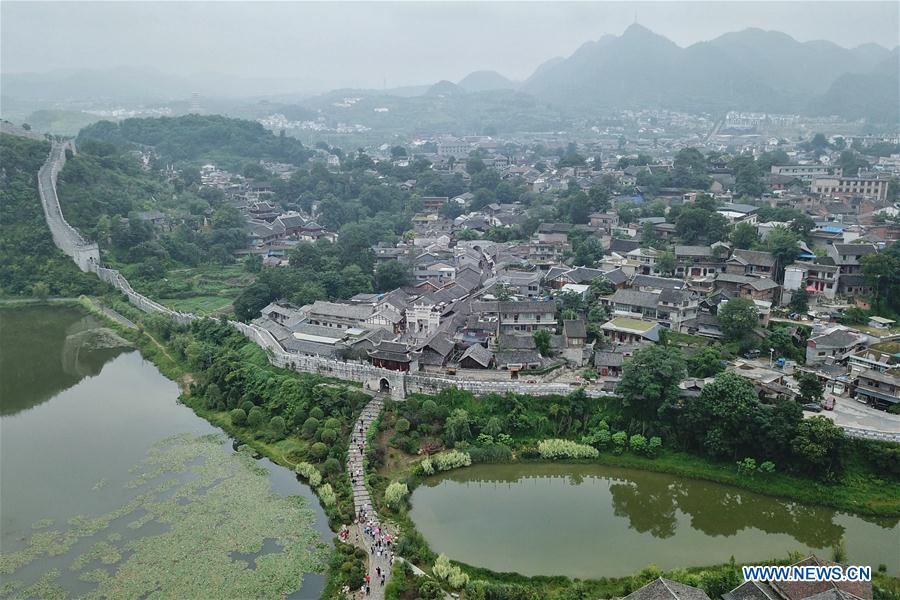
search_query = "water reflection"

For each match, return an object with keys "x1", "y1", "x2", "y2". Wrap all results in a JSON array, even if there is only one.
[
  {"x1": 0, "y1": 307, "x2": 129, "y2": 415},
  {"x1": 412, "y1": 463, "x2": 898, "y2": 578}
]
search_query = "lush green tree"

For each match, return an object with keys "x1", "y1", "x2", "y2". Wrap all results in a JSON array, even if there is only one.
[
  {"x1": 533, "y1": 329, "x2": 552, "y2": 357},
  {"x1": 797, "y1": 372, "x2": 825, "y2": 404},
  {"x1": 243, "y1": 254, "x2": 263, "y2": 273},
  {"x1": 791, "y1": 416, "x2": 845, "y2": 479},
  {"x1": 680, "y1": 372, "x2": 759, "y2": 459},
  {"x1": 270, "y1": 415, "x2": 287, "y2": 437},
  {"x1": 302, "y1": 417, "x2": 320, "y2": 439},
  {"x1": 731, "y1": 222, "x2": 759, "y2": 249},
  {"x1": 230, "y1": 408, "x2": 248, "y2": 426},
  {"x1": 687, "y1": 344, "x2": 726, "y2": 378},
  {"x1": 789, "y1": 289, "x2": 809, "y2": 314},
  {"x1": 444, "y1": 409, "x2": 472, "y2": 444},
  {"x1": 310, "y1": 442, "x2": 329, "y2": 460},
  {"x1": 837, "y1": 150, "x2": 869, "y2": 176},
  {"x1": 571, "y1": 235, "x2": 605, "y2": 267},
  {"x1": 248, "y1": 407, "x2": 266, "y2": 428},
  {"x1": 676, "y1": 206, "x2": 728, "y2": 244},
  {"x1": 730, "y1": 154, "x2": 764, "y2": 198},
  {"x1": 717, "y1": 298, "x2": 759, "y2": 342},
  {"x1": 616, "y1": 346, "x2": 686, "y2": 429},
  {"x1": 656, "y1": 251, "x2": 676, "y2": 276},
  {"x1": 861, "y1": 242, "x2": 900, "y2": 311},
  {"x1": 233, "y1": 282, "x2": 275, "y2": 321},
  {"x1": 374, "y1": 260, "x2": 409, "y2": 292},
  {"x1": 765, "y1": 225, "x2": 801, "y2": 282}
]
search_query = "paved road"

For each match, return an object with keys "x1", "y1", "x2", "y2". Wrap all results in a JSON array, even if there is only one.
[
  {"x1": 809, "y1": 394, "x2": 900, "y2": 441},
  {"x1": 347, "y1": 396, "x2": 392, "y2": 599}
]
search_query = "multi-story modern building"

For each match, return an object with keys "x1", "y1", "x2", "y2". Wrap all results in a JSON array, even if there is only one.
[{"x1": 812, "y1": 174, "x2": 890, "y2": 201}]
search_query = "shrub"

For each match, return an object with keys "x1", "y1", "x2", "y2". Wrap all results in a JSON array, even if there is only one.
[
  {"x1": 229, "y1": 408, "x2": 247, "y2": 426},
  {"x1": 321, "y1": 428, "x2": 338, "y2": 444},
  {"x1": 384, "y1": 481, "x2": 409, "y2": 508},
  {"x1": 611, "y1": 431, "x2": 628, "y2": 455},
  {"x1": 648, "y1": 436, "x2": 662, "y2": 457},
  {"x1": 270, "y1": 415, "x2": 287, "y2": 437},
  {"x1": 240, "y1": 400, "x2": 255, "y2": 413},
  {"x1": 469, "y1": 444, "x2": 513, "y2": 464},
  {"x1": 432, "y1": 554, "x2": 469, "y2": 590},
  {"x1": 418, "y1": 458, "x2": 435, "y2": 476},
  {"x1": 318, "y1": 483, "x2": 336, "y2": 506},
  {"x1": 323, "y1": 457, "x2": 341, "y2": 476},
  {"x1": 758, "y1": 460, "x2": 776, "y2": 474},
  {"x1": 538, "y1": 439, "x2": 599, "y2": 460},
  {"x1": 432, "y1": 450, "x2": 472, "y2": 472},
  {"x1": 301, "y1": 417, "x2": 320, "y2": 439},
  {"x1": 248, "y1": 407, "x2": 265, "y2": 428},
  {"x1": 324, "y1": 417, "x2": 341, "y2": 431},
  {"x1": 295, "y1": 462, "x2": 322, "y2": 487},
  {"x1": 310, "y1": 442, "x2": 328, "y2": 460},
  {"x1": 310, "y1": 407, "x2": 325, "y2": 420},
  {"x1": 736, "y1": 457, "x2": 757, "y2": 476},
  {"x1": 395, "y1": 418, "x2": 410, "y2": 433},
  {"x1": 629, "y1": 434, "x2": 648, "y2": 456}
]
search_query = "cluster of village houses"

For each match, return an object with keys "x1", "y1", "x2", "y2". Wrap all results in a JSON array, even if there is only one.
[{"x1": 191, "y1": 132, "x2": 899, "y2": 413}]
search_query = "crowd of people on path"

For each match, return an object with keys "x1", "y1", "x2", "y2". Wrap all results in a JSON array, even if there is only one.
[{"x1": 347, "y1": 401, "x2": 393, "y2": 598}]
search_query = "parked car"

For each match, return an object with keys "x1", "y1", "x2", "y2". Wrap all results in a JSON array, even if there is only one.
[
  {"x1": 802, "y1": 403, "x2": 823, "y2": 413},
  {"x1": 743, "y1": 349, "x2": 760, "y2": 359}
]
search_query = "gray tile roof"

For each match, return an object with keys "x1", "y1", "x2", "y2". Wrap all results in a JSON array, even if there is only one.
[
  {"x1": 607, "y1": 288, "x2": 659, "y2": 310},
  {"x1": 563, "y1": 319, "x2": 587, "y2": 338},
  {"x1": 459, "y1": 343, "x2": 493, "y2": 367},
  {"x1": 624, "y1": 578, "x2": 711, "y2": 600},
  {"x1": 732, "y1": 249, "x2": 776, "y2": 267}
]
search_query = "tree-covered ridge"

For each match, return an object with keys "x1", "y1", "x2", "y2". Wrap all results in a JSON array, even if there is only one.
[
  {"x1": 76, "y1": 114, "x2": 311, "y2": 170},
  {"x1": 0, "y1": 133, "x2": 103, "y2": 297},
  {"x1": 56, "y1": 141, "x2": 247, "y2": 288}
]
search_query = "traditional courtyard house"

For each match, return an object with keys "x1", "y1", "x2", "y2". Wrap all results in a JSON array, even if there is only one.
[
  {"x1": 674, "y1": 246, "x2": 725, "y2": 278},
  {"x1": 417, "y1": 334, "x2": 455, "y2": 369},
  {"x1": 783, "y1": 262, "x2": 840, "y2": 301},
  {"x1": 826, "y1": 243, "x2": 878, "y2": 275},
  {"x1": 625, "y1": 578, "x2": 710, "y2": 600},
  {"x1": 805, "y1": 327, "x2": 866, "y2": 364},
  {"x1": 725, "y1": 249, "x2": 776, "y2": 278},
  {"x1": 494, "y1": 350, "x2": 542, "y2": 371},
  {"x1": 600, "y1": 318, "x2": 661, "y2": 345},
  {"x1": 367, "y1": 340, "x2": 421, "y2": 372},
  {"x1": 853, "y1": 368, "x2": 900, "y2": 409},
  {"x1": 716, "y1": 202, "x2": 759, "y2": 225},
  {"x1": 304, "y1": 301, "x2": 376, "y2": 330},
  {"x1": 458, "y1": 343, "x2": 494, "y2": 369},
  {"x1": 496, "y1": 299, "x2": 557, "y2": 334},
  {"x1": 589, "y1": 211, "x2": 619, "y2": 232},
  {"x1": 421, "y1": 196, "x2": 448, "y2": 211},
  {"x1": 713, "y1": 273, "x2": 780, "y2": 303}
]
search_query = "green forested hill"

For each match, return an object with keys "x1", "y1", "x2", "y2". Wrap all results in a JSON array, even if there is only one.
[
  {"x1": 55, "y1": 141, "x2": 247, "y2": 284},
  {"x1": 0, "y1": 133, "x2": 102, "y2": 297},
  {"x1": 76, "y1": 114, "x2": 311, "y2": 170}
]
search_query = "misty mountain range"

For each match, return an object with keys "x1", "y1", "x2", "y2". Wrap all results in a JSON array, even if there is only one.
[{"x1": 3, "y1": 25, "x2": 898, "y2": 123}]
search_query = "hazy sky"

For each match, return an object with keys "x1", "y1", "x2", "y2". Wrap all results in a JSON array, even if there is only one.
[{"x1": 3, "y1": 1, "x2": 899, "y2": 91}]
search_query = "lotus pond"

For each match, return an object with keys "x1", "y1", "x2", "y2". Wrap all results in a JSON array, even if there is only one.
[{"x1": 0, "y1": 306, "x2": 330, "y2": 599}]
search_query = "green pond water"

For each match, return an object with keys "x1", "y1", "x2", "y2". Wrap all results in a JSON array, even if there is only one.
[
  {"x1": 409, "y1": 463, "x2": 899, "y2": 579},
  {"x1": 0, "y1": 306, "x2": 331, "y2": 599}
]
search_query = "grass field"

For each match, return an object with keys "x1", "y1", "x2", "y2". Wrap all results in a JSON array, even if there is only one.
[{"x1": 151, "y1": 264, "x2": 254, "y2": 316}]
